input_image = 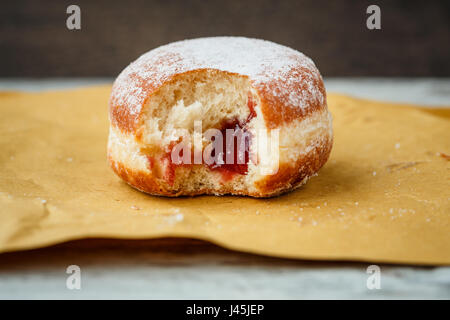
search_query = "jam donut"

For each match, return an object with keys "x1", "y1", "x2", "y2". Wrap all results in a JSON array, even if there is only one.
[{"x1": 108, "y1": 37, "x2": 333, "y2": 197}]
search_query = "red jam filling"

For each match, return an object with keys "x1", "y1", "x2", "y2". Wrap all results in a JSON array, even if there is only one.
[
  {"x1": 147, "y1": 94, "x2": 256, "y2": 185},
  {"x1": 247, "y1": 93, "x2": 257, "y2": 121},
  {"x1": 207, "y1": 118, "x2": 251, "y2": 178}
]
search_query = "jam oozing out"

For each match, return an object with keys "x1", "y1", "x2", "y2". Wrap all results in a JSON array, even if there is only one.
[
  {"x1": 247, "y1": 93, "x2": 257, "y2": 121},
  {"x1": 146, "y1": 153, "x2": 176, "y2": 186},
  {"x1": 147, "y1": 94, "x2": 256, "y2": 185},
  {"x1": 209, "y1": 94, "x2": 256, "y2": 178},
  {"x1": 207, "y1": 119, "x2": 251, "y2": 177}
]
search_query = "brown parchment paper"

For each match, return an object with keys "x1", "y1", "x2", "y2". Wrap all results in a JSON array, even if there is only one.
[{"x1": 0, "y1": 86, "x2": 449, "y2": 265}]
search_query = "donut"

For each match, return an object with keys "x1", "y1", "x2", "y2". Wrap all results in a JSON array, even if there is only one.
[{"x1": 108, "y1": 37, "x2": 333, "y2": 197}]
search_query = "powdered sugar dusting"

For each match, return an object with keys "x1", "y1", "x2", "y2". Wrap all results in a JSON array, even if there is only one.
[{"x1": 110, "y1": 37, "x2": 324, "y2": 130}]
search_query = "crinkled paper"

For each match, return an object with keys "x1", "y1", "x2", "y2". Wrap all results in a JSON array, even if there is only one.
[{"x1": 0, "y1": 86, "x2": 448, "y2": 265}]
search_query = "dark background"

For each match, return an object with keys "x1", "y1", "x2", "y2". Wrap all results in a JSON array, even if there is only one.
[{"x1": 1, "y1": 0, "x2": 449, "y2": 77}]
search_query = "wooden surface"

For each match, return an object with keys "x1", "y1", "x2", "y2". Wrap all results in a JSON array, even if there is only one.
[
  {"x1": 0, "y1": 237, "x2": 449, "y2": 299},
  {"x1": 1, "y1": 0, "x2": 449, "y2": 77}
]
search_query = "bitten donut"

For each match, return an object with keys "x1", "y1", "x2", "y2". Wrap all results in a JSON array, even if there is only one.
[{"x1": 108, "y1": 37, "x2": 333, "y2": 197}]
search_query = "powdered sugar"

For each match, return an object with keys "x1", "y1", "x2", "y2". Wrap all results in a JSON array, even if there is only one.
[{"x1": 110, "y1": 37, "x2": 324, "y2": 128}]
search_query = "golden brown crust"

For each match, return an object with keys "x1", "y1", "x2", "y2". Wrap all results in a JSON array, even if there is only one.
[
  {"x1": 108, "y1": 139, "x2": 332, "y2": 198},
  {"x1": 255, "y1": 137, "x2": 333, "y2": 195},
  {"x1": 255, "y1": 68, "x2": 326, "y2": 130}
]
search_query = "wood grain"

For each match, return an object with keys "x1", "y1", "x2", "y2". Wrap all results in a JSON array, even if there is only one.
[{"x1": 1, "y1": 0, "x2": 449, "y2": 77}]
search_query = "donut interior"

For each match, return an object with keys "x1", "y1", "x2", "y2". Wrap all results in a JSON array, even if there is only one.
[{"x1": 133, "y1": 69, "x2": 268, "y2": 194}]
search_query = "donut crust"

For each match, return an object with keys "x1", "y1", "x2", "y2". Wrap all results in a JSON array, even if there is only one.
[{"x1": 108, "y1": 37, "x2": 333, "y2": 197}]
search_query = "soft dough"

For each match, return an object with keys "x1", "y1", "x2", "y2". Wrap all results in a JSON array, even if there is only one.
[{"x1": 108, "y1": 37, "x2": 333, "y2": 197}]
